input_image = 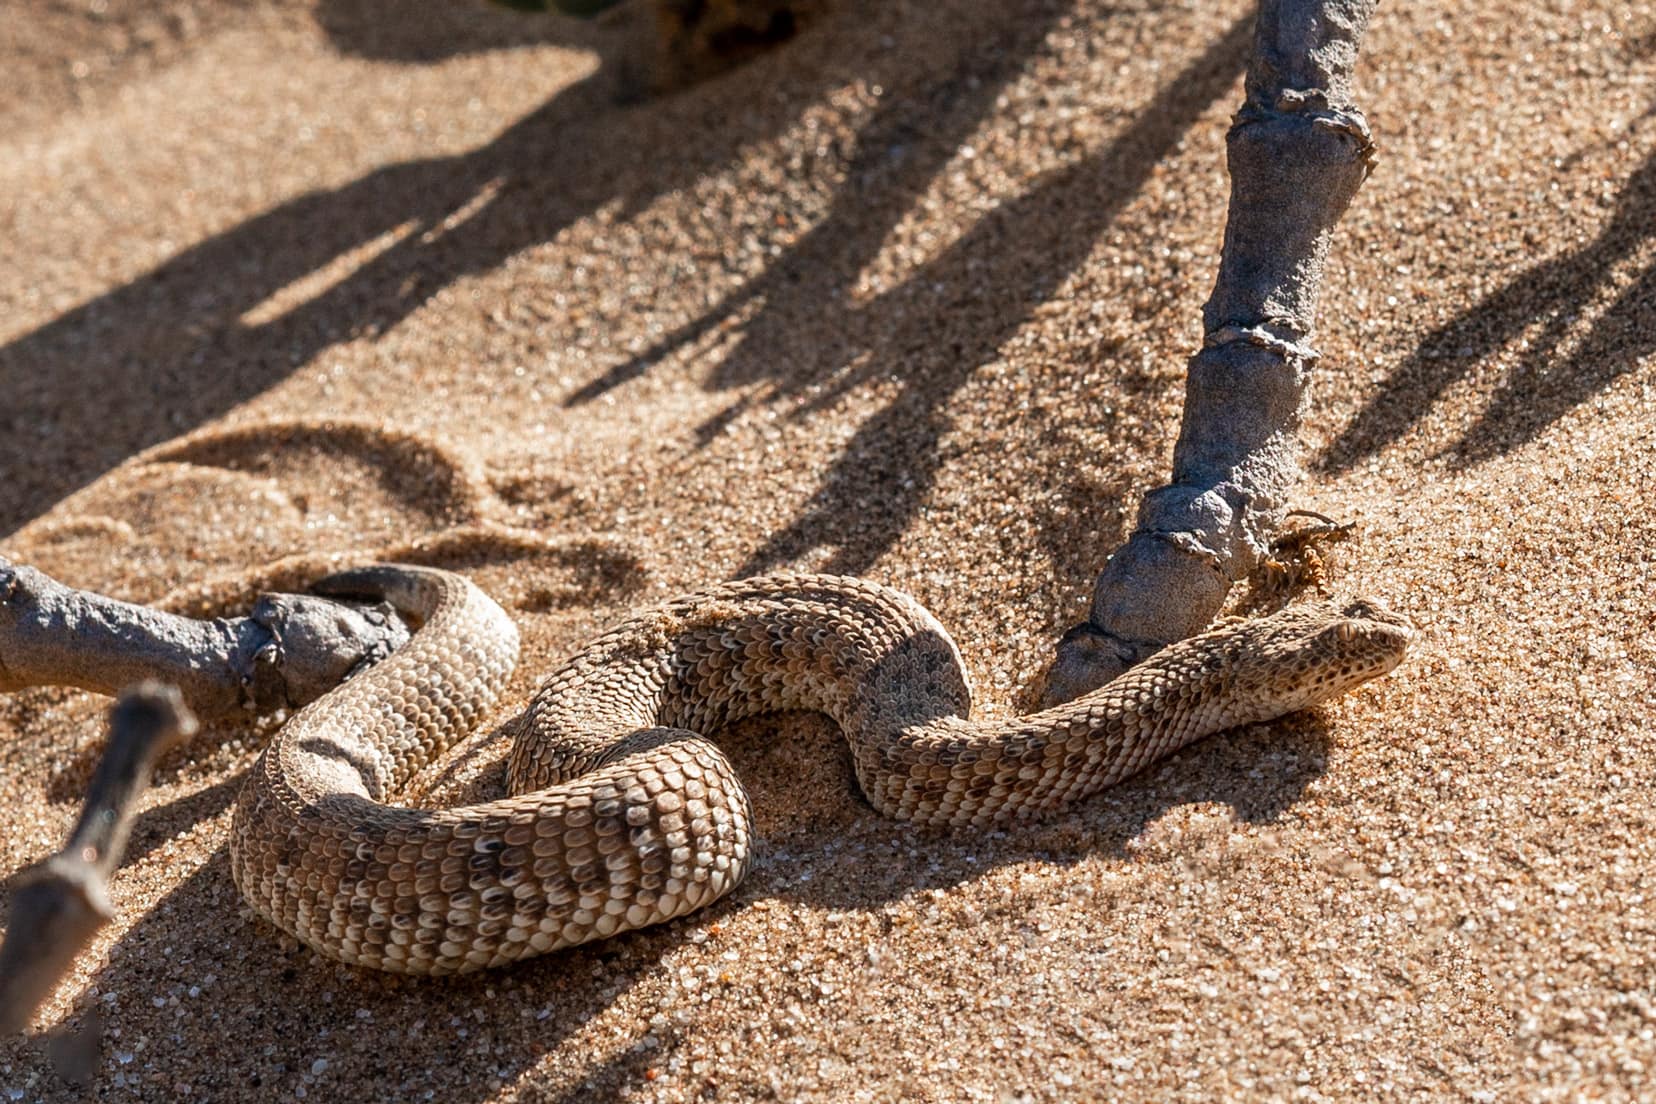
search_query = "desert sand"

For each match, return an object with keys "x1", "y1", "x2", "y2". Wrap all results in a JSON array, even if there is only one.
[{"x1": 1, "y1": 0, "x2": 1653, "y2": 1100}]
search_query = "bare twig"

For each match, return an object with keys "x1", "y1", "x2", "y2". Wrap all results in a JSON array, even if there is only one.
[
  {"x1": 1044, "y1": 0, "x2": 1378, "y2": 702},
  {"x1": 0, "y1": 684, "x2": 197, "y2": 1038},
  {"x1": 0, "y1": 555, "x2": 408, "y2": 719}
]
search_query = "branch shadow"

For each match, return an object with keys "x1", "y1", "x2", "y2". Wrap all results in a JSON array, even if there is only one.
[
  {"x1": 11, "y1": 708, "x2": 1325, "y2": 1100},
  {"x1": 3, "y1": 3, "x2": 1320, "y2": 1094},
  {"x1": 0, "y1": 0, "x2": 934, "y2": 538},
  {"x1": 313, "y1": 0, "x2": 589, "y2": 63},
  {"x1": 8, "y1": 856, "x2": 674, "y2": 1101},
  {"x1": 1319, "y1": 143, "x2": 1656, "y2": 473},
  {"x1": 570, "y1": 12, "x2": 1254, "y2": 575},
  {"x1": 506, "y1": 705, "x2": 1336, "y2": 1101}
]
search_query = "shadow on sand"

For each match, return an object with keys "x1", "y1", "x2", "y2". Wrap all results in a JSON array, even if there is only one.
[
  {"x1": 568, "y1": 13, "x2": 1253, "y2": 575},
  {"x1": 19, "y1": 700, "x2": 1332, "y2": 1101},
  {"x1": 0, "y1": 3, "x2": 1344, "y2": 1097},
  {"x1": 1320, "y1": 140, "x2": 1656, "y2": 472}
]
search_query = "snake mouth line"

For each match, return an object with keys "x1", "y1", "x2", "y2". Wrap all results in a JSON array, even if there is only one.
[{"x1": 1355, "y1": 619, "x2": 1412, "y2": 650}]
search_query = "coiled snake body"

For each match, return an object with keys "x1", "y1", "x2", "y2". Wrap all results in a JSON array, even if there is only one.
[{"x1": 229, "y1": 566, "x2": 1409, "y2": 975}]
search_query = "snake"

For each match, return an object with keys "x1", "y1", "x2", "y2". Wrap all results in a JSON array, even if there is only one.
[{"x1": 228, "y1": 565, "x2": 1410, "y2": 975}]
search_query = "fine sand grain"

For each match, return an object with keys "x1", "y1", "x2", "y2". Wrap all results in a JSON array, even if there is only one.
[{"x1": 2, "y1": 0, "x2": 1653, "y2": 1100}]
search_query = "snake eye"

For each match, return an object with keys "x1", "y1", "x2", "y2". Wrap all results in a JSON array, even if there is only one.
[{"x1": 1334, "y1": 621, "x2": 1358, "y2": 643}]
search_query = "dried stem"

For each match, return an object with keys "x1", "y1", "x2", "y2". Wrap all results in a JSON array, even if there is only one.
[
  {"x1": 0, "y1": 555, "x2": 408, "y2": 719},
  {"x1": 1045, "y1": 0, "x2": 1378, "y2": 702},
  {"x1": 0, "y1": 685, "x2": 197, "y2": 1037}
]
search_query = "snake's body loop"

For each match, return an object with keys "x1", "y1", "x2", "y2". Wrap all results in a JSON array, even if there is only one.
[{"x1": 229, "y1": 566, "x2": 1409, "y2": 975}]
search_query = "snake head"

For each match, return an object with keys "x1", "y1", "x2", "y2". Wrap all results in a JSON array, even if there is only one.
[{"x1": 1233, "y1": 595, "x2": 1413, "y2": 715}]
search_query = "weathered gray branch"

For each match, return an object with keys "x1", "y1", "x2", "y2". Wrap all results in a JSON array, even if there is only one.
[
  {"x1": 1044, "y1": 0, "x2": 1377, "y2": 703},
  {"x1": 0, "y1": 685, "x2": 196, "y2": 1038},
  {"x1": 0, "y1": 555, "x2": 408, "y2": 718}
]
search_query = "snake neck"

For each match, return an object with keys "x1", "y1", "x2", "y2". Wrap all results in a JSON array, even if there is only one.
[
  {"x1": 1053, "y1": 628, "x2": 1252, "y2": 749},
  {"x1": 849, "y1": 625, "x2": 1269, "y2": 826}
]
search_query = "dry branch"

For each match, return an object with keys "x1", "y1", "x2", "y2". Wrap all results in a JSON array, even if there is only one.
[
  {"x1": 1044, "y1": 0, "x2": 1379, "y2": 703},
  {"x1": 0, "y1": 555, "x2": 408, "y2": 719},
  {"x1": 0, "y1": 684, "x2": 197, "y2": 1038}
]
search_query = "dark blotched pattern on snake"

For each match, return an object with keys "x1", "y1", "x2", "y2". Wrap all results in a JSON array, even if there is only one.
[{"x1": 229, "y1": 566, "x2": 1410, "y2": 975}]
